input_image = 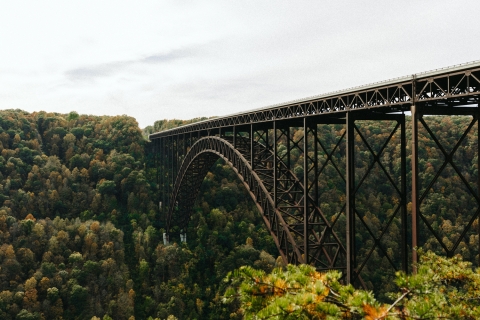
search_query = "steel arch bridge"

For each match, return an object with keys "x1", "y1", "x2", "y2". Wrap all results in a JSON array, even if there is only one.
[{"x1": 149, "y1": 61, "x2": 480, "y2": 285}]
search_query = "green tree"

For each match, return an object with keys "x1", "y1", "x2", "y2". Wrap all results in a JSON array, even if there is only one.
[
  {"x1": 16, "y1": 309, "x2": 40, "y2": 320},
  {"x1": 224, "y1": 251, "x2": 480, "y2": 319}
]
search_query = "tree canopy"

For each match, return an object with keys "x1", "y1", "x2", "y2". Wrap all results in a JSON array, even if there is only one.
[{"x1": 0, "y1": 109, "x2": 478, "y2": 319}]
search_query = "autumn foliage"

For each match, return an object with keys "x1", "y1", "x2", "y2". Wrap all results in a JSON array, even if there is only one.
[{"x1": 224, "y1": 251, "x2": 480, "y2": 319}]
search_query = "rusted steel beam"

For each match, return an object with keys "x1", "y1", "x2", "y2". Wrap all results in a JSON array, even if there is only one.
[
  {"x1": 400, "y1": 114, "x2": 407, "y2": 273},
  {"x1": 346, "y1": 112, "x2": 355, "y2": 284}
]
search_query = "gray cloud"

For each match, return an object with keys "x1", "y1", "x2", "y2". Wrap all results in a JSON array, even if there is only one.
[
  {"x1": 65, "y1": 47, "x2": 195, "y2": 81},
  {"x1": 142, "y1": 47, "x2": 193, "y2": 64},
  {"x1": 65, "y1": 61, "x2": 132, "y2": 80}
]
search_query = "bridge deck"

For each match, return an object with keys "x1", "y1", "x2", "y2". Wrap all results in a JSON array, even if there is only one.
[{"x1": 150, "y1": 60, "x2": 480, "y2": 139}]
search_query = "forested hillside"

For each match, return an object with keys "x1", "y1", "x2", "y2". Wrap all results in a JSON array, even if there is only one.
[
  {"x1": 0, "y1": 110, "x2": 478, "y2": 319},
  {"x1": 0, "y1": 110, "x2": 275, "y2": 319},
  {"x1": 0, "y1": 110, "x2": 151, "y2": 319}
]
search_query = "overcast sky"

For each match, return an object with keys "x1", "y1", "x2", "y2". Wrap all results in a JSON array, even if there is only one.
[{"x1": 1, "y1": 1, "x2": 479, "y2": 128}]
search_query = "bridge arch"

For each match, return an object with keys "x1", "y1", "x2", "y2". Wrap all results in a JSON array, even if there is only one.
[{"x1": 166, "y1": 136, "x2": 303, "y2": 264}]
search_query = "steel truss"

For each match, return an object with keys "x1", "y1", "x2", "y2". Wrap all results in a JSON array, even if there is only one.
[
  {"x1": 150, "y1": 61, "x2": 480, "y2": 139},
  {"x1": 151, "y1": 61, "x2": 480, "y2": 285}
]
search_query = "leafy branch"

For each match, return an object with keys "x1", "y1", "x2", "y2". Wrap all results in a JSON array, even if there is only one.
[{"x1": 224, "y1": 251, "x2": 480, "y2": 319}]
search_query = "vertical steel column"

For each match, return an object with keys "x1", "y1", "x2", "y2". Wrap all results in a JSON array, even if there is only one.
[
  {"x1": 250, "y1": 124, "x2": 254, "y2": 170},
  {"x1": 303, "y1": 118, "x2": 309, "y2": 264},
  {"x1": 164, "y1": 137, "x2": 168, "y2": 228},
  {"x1": 478, "y1": 105, "x2": 480, "y2": 266},
  {"x1": 158, "y1": 138, "x2": 165, "y2": 213},
  {"x1": 313, "y1": 124, "x2": 318, "y2": 207},
  {"x1": 183, "y1": 133, "x2": 187, "y2": 157},
  {"x1": 159, "y1": 138, "x2": 163, "y2": 225},
  {"x1": 157, "y1": 139, "x2": 160, "y2": 207},
  {"x1": 265, "y1": 126, "x2": 269, "y2": 151},
  {"x1": 178, "y1": 134, "x2": 182, "y2": 160},
  {"x1": 189, "y1": 132, "x2": 193, "y2": 153},
  {"x1": 161, "y1": 138, "x2": 165, "y2": 215},
  {"x1": 155, "y1": 139, "x2": 159, "y2": 221},
  {"x1": 155, "y1": 138, "x2": 159, "y2": 189},
  {"x1": 273, "y1": 121, "x2": 277, "y2": 207},
  {"x1": 286, "y1": 127, "x2": 291, "y2": 170},
  {"x1": 346, "y1": 112, "x2": 355, "y2": 284},
  {"x1": 170, "y1": 135, "x2": 174, "y2": 209},
  {"x1": 400, "y1": 114, "x2": 408, "y2": 273},
  {"x1": 233, "y1": 126, "x2": 236, "y2": 148},
  {"x1": 175, "y1": 134, "x2": 179, "y2": 183},
  {"x1": 411, "y1": 104, "x2": 420, "y2": 273}
]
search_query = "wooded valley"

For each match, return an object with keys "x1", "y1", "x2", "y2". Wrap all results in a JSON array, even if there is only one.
[{"x1": 0, "y1": 109, "x2": 478, "y2": 319}]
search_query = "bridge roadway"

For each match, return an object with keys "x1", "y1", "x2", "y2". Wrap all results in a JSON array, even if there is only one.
[{"x1": 150, "y1": 61, "x2": 480, "y2": 285}]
